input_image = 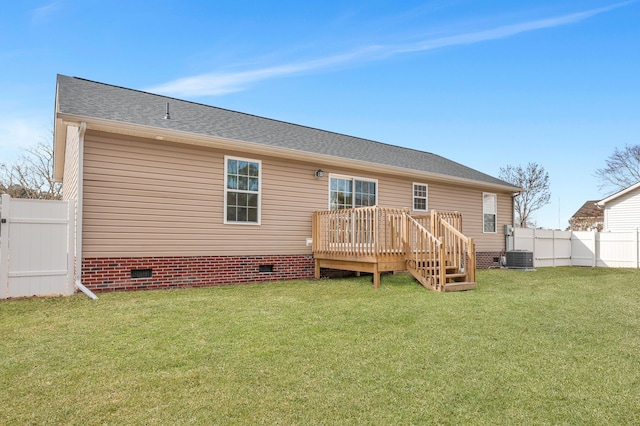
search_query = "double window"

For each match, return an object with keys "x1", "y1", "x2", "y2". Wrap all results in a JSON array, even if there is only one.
[
  {"x1": 224, "y1": 156, "x2": 261, "y2": 224},
  {"x1": 329, "y1": 175, "x2": 377, "y2": 210},
  {"x1": 413, "y1": 183, "x2": 428, "y2": 212},
  {"x1": 483, "y1": 193, "x2": 497, "y2": 233}
]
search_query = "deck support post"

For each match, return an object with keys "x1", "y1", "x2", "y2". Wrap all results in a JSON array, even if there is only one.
[
  {"x1": 373, "y1": 264, "x2": 380, "y2": 288},
  {"x1": 314, "y1": 258, "x2": 320, "y2": 280}
]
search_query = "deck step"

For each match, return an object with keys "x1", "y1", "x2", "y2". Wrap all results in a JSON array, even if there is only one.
[
  {"x1": 446, "y1": 273, "x2": 467, "y2": 280},
  {"x1": 442, "y1": 281, "x2": 477, "y2": 292}
]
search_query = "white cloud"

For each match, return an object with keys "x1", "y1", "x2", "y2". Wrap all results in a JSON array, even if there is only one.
[
  {"x1": 147, "y1": 2, "x2": 632, "y2": 98},
  {"x1": 148, "y1": 46, "x2": 384, "y2": 96},
  {"x1": 389, "y1": 1, "x2": 634, "y2": 54}
]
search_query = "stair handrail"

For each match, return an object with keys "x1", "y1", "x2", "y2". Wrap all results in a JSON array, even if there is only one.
[
  {"x1": 438, "y1": 219, "x2": 469, "y2": 242},
  {"x1": 436, "y1": 216, "x2": 476, "y2": 283},
  {"x1": 405, "y1": 215, "x2": 445, "y2": 290}
]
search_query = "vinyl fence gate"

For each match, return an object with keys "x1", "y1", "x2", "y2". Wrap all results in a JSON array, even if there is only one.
[
  {"x1": 513, "y1": 227, "x2": 640, "y2": 268},
  {"x1": 0, "y1": 194, "x2": 75, "y2": 299}
]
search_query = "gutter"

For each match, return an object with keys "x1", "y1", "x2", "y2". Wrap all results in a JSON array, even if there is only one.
[
  {"x1": 74, "y1": 122, "x2": 97, "y2": 300},
  {"x1": 56, "y1": 113, "x2": 522, "y2": 193}
]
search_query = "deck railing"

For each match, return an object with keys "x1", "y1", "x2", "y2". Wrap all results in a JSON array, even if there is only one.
[
  {"x1": 312, "y1": 206, "x2": 475, "y2": 289},
  {"x1": 312, "y1": 206, "x2": 408, "y2": 258}
]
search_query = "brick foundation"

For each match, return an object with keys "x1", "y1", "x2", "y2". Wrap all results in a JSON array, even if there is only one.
[
  {"x1": 476, "y1": 251, "x2": 503, "y2": 269},
  {"x1": 81, "y1": 255, "x2": 315, "y2": 293},
  {"x1": 80, "y1": 251, "x2": 503, "y2": 293}
]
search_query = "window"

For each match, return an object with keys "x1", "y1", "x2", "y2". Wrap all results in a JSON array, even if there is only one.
[
  {"x1": 483, "y1": 193, "x2": 497, "y2": 233},
  {"x1": 330, "y1": 175, "x2": 377, "y2": 210},
  {"x1": 224, "y1": 156, "x2": 261, "y2": 224},
  {"x1": 413, "y1": 183, "x2": 428, "y2": 212}
]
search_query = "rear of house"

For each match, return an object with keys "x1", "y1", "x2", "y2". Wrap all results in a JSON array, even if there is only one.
[{"x1": 54, "y1": 75, "x2": 519, "y2": 292}]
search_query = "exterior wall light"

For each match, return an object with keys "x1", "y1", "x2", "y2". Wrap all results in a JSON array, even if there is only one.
[{"x1": 314, "y1": 169, "x2": 324, "y2": 178}]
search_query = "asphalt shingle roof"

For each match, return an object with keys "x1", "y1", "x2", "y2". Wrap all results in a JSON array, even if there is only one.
[{"x1": 56, "y1": 74, "x2": 517, "y2": 189}]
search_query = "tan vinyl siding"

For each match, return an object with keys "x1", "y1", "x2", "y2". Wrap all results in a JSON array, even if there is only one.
[
  {"x1": 82, "y1": 131, "x2": 327, "y2": 257},
  {"x1": 62, "y1": 125, "x2": 80, "y2": 202},
  {"x1": 82, "y1": 131, "x2": 512, "y2": 257}
]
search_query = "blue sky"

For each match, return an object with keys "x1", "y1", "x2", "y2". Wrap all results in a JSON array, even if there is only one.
[{"x1": 1, "y1": 1, "x2": 639, "y2": 228}]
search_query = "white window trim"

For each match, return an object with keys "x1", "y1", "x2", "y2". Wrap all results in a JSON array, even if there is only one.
[
  {"x1": 224, "y1": 155, "x2": 262, "y2": 225},
  {"x1": 328, "y1": 173, "x2": 378, "y2": 210},
  {"x1": 412, "y1": 182, "x2": 429, "y2": 212},
  {"x1": 483, "y1": 192, "x2": 497, "y2": 234}
]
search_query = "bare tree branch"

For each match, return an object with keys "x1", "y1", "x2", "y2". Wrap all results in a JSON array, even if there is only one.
[
  {"x1": 499, "y1": 162, "x2": 551, "y2": 228},
  {"x1": 595, "y1": 144, "x2": 640, "y2": 194},
  {"x1": 0, "y1": 137, "x2": 61, "y2": 200}
]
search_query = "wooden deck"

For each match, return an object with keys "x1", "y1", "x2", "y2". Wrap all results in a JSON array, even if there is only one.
[{"x1": 312, "y1": 207, "x2": 476, "y2": 292}]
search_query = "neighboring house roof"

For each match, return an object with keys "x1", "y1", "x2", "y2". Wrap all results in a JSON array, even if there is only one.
[
  {"x1": 570, "y1": 200, "x2": 604, "y2": 220},
  {"x1": 568, "y1": 200, "x2": 604, "y2": 231},
  {"x1": 597, "y1": 181, "x2": 640, "y2": 206},
  {"x1": 54, "y1": 74, "x2": 520, "y2": 191}
]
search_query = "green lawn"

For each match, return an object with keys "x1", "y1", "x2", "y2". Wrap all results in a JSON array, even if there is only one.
[{"x1": 1, "y1": 267, "x2": 639, "y2": 425}]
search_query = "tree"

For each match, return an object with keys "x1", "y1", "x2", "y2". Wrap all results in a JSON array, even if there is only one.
[
  {"x1": 595, "y1": 144, "x2": 640, "y2": 194},
  {"x1": 499, "y1": 162, "x2": 551, "y2": 228},
  {"x1": 0, "y1": 140, "x2": 62, "y2": 200}
]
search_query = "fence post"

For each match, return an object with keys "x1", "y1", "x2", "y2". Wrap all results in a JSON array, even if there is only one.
[
  {"x1": 532, "y1": 229, "x2": 537, "y2": 268},
  {"x1": 0, "y1": 194, "x2": 10, "y2": 299},
  {"x1": 594, "y1": 230, "x2": 600, "y2": 268},
  {"x1": 552, "y1": 230, "x2": 556, "y2": 267},
  {"x1": 592, "y1": 230, "x2": 597, "y2": 268}
]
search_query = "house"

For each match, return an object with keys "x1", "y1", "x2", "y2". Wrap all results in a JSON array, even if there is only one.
[
  {"x1": 596, "y1": 181, "x2": 640, "y2": 231},
  {"x1": 567, "y1": 200, "x2": 604, "y2": 231},
  {"x1": 53, "y1": 75, "x2": 521, "y2": 292}
]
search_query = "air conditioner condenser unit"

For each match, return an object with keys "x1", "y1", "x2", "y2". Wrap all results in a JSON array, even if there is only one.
[{"x1": 506, "y1": 250, "x2": 534, "y2": 269}]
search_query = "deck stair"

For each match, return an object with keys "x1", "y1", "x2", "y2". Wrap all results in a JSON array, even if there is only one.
[{"x1": 313, "y1": 207, "x2": 476, "y2": 292}]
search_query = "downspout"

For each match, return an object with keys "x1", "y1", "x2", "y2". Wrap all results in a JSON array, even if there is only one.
[
  {"x1": 74, "y1": 122, "x2": 97, "y2": 300},
  {"x1": 512, "y1": 192, "x2": 521, "y2": 229}
]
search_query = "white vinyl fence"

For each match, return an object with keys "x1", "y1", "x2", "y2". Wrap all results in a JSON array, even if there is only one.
[
  {"x1": 0, "y1": 194, "x2": 75, "y2": 299},
  {"x1": 513, "y1": 228, "x2": 640, "y2": 268}
]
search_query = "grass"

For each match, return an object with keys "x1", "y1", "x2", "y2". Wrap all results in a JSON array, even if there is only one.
[{"x1": 1, "y1": 267, "x2": 639, "y2": 425}]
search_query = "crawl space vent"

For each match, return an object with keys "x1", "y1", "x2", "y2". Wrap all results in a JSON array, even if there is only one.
[
  {"x1": 131, "y1": 269, "x2": 152, "y2": 279},
  {"x1": 259, "y1": 265, "x2": 274, "y2": 273}
]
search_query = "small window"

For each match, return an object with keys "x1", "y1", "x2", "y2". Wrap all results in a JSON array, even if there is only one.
[
  {"x1": 413, "y1": 183, "x2": 428, "y2": 212},
  {"x1": 329, "y1": 175, "x2": 377, "y2": 210},
  {"x1": 224, "y1": 156, "x2": 261, "y2": 224},
  {"x1": 483, "y1": 193, "x2": 497, "y2": 233}
]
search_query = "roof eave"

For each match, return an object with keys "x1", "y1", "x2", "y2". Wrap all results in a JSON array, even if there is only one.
[
  {"x1": 57, "y1": 112, "x2": 522, "y2": 193},
  {"x1": 597, "y1": 181, "x2": 640, "y2": 206}
]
